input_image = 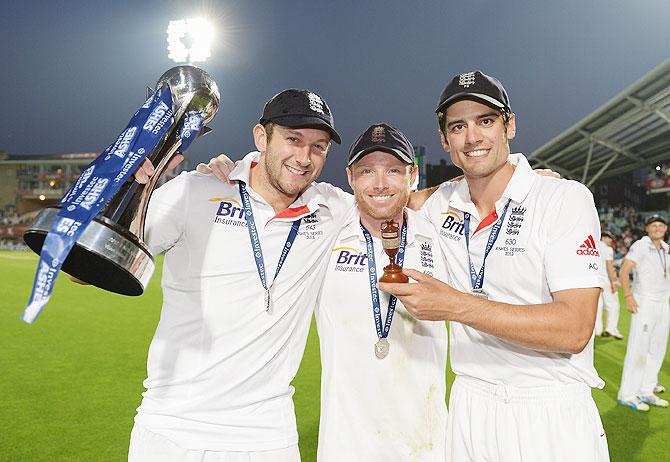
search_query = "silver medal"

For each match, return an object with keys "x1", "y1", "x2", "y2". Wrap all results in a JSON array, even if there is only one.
[
  {"x1": 375, "y1": 338, "x2": 390, "y2": 359},
  {"x1": 471, "y1": 288, "x2": 488, "y2": 299},
  {"x1": 264, "y1": 288, "x2": 272, "y2": 313}
]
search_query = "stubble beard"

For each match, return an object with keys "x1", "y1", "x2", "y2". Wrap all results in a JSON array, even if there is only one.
[
  {"x1": 263, "y1": 150, "x2": 308, "y2": 197},
  {"x1": 355, "y1": 188, "x2": 409, "y2": 223}
]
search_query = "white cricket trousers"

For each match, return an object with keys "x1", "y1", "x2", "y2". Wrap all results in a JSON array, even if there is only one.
[
  {"x1": 618, "y1": 295, "x2": 670, "y2": 399},
  {"x1": 595, "y1": 288, "x2": 621, "y2": 334},
  {"x1": 446, "y1": 376, "x2": 610, "y2": 462},
  {"x1": 128, "y1": 425, "x2": 301, "y2": 462}
]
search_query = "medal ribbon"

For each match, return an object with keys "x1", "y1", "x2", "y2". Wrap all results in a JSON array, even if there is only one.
[
  {"x1": 656, "y1": 245, "x2": 667, "y2": 279},
  {"x1": 23, "y1": 87, "x2": 205, "y2": 324},
  {"x1": 360, "y1": 218, "x2": 407, "y2": 340},
  {"x1": 239, "y1": 182, "x2": 301, "y2": 309},
  {"x1": 462, "y1": 200, "x2": 511, "y2": 291}
]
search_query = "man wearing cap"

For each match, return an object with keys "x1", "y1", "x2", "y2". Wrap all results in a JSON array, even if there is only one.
[
  {"x1": 595, "y1": 230, "x2": 623, "y2": 339},
  {"x1": 314, "y1": 123, "x2": 447, "y2": 461},
  {"x1": 128, "y1": 89, "x2": 355, "y2": 461},
  {"x1": 617, "y1": 214, "x2": 670, "y2": 411},
  {"x1": 380, "y1": 71, "x2": 609, "y2": 461}
]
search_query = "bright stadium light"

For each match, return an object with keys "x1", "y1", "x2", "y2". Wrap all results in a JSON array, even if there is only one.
[{"x1": 167, "y1": 18, "x2": 214, "y2": 64}]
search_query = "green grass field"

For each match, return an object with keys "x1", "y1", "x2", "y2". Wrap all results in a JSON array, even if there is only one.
[{"x1": 1, "y1": 250, "x2": 669, "y2": 461}]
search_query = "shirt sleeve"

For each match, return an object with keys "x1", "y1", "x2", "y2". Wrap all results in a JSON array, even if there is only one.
[
  {"x1": 319, "y1": 182, "x2": 356, "y2": 225},
  {"x1": 418, "y1": 181, "x2": 449, "y2": 223},
  {"x1": 144, "y1": 172, "x2": 190, "y2": 256},
  {"x1": 544, "y1": 181, "x2": 602, "y2": 292},
  {"x1": 624, "y1": 240, "x2": 643, "y2": 265}
]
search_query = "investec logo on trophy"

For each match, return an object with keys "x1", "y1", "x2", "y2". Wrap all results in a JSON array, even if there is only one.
[{"x1": 21, "y1": 66, "x2": 220, "y2": 324}]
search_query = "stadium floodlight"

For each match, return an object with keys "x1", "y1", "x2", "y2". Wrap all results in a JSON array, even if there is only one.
[{"x1": 167, "y1": 18, "x2": 214, "y2": 64}]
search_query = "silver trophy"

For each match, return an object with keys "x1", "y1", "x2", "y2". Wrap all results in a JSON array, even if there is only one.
[{"x1": 23, "y1": 66, "x2": 220, "y2": 296}]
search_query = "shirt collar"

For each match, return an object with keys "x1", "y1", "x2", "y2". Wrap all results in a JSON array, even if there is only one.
[
  {"x1": 501, "y1": 153, "x2": 536, "y2": 203},
  {"x1": 641, "y1": 235, "x2": 668, "y2": 251}
]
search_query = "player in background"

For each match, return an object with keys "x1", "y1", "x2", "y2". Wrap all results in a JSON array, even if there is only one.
[
  {"x1": 595, "y1": 230, "x2": 623, "y2": 339},
  {"x1": 617, "y1": 214, "x2": 670, "y2": 411}
]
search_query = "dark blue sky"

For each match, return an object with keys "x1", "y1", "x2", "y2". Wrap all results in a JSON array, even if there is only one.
[{"x1": 2, "y1": 1, "x2": 669, "y2": 188}]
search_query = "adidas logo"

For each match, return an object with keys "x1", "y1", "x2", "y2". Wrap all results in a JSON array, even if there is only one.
[{"x1": 576, "y1": 235, "x2": 600, "y2": 256}]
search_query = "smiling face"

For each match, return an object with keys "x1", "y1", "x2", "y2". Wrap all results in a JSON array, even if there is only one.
[
  {"x1": 439, "y1": 99, "x2": 516, "y2": 180},
  {"x1": 347, "y1": 151, "x2": 417, "y2": 230},
  {"x1": 646, "y1": 221, "x2": 668, "y2": 242},
  {"x1": 253, "y1": 123, "x2": 331, "y2": 202}
]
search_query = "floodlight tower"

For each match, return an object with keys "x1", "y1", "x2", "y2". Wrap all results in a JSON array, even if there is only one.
[{"x1": 167, "y1": 18, "x2": 214, "y2": 64}]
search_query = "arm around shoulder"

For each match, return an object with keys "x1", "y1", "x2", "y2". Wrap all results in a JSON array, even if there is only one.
[{"x1": 408, "y1": 186, "x2": 439, "y2": 211}]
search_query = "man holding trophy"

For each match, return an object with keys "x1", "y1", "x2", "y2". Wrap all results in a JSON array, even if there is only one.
[
  {"x1": 127, "y1": 88, "x2": 355, "y2": 461},
  {"x1": 380, "y1": 71, "x2": 609, "y2": 461},
  {"x1": 314, "y1": 123, "x2": 448, "y2": 461}
]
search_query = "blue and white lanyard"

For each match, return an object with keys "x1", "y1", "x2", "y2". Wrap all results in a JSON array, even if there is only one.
[
  {"x1": 656, "y1": 246, "x2": 667, "y2": 279},
  {"x1": 360, "y1": 219, "x2": 407, "y2": 340},
  {"x1": 462, "y1": 200, "x2": 511, "y2": 291},
  {"x1": 239, "y1": 182, "x2": 301, "y2": 311}
]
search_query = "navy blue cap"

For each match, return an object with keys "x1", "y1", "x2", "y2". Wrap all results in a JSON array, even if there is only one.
[
  {"x1": 348, "y1": 123, "x2": 415, "y2": 166},
  {"x1": 260, "y1": 89, "x2": 341, "y2": 144},
  {"x1": 436, "y1": 71, "x2": 511, "y2": 115},
  {"x1": 645, "y1": 214, "x2": 667, "y2": 226}
]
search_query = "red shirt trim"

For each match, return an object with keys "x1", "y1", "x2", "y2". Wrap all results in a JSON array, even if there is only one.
[
  {"x1": 473, "y1": 209, "x2": 498, "y2": 236},
  {"x1": 273, "y1": 205, "x2": 311, "y2": 219}
]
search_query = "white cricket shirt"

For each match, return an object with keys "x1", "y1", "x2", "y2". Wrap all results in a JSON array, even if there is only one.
[
  {"x1": 597, "y1": 241, "x2": 613, "y2": 289},
  {"x1": 136, "y1": 151, "x2": 354, "y2": 451},
  {"x1": 421, "y1": 154, "x2": 604, "y2": 388},
  {"x1": 315, "y1": 208, "x2": 448, "y2": 461},
  {"x1": 625, "y1": 235, "x2": 670, "y2": 300}
]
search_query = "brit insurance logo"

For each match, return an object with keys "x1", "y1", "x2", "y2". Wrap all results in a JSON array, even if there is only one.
[
  {"x1": 439, "y1": 211, "x2": 464, "y2": 241},
  {"x1": 576, "y1": 235, "x2": 600, "y2": 256},
  {"x1": 332, "y1": 246, "x2": 368, "y2": 273},
  {"x1": 209, "y1": 197, "x2": 247, "y2": 228}
]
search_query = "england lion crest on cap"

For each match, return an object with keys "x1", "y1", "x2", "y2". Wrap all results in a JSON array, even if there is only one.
[
  {"x1": 307, "y1": 92, "x2": 325, "y2": 114},
  {"x1": 458, "y1": 72, "x2": 476, "y2": 88},
  {"x1": 371, "y1": 126, "x2": 386, "y2": 143}
]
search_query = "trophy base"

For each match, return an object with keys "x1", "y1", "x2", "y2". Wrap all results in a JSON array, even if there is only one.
[
  {"x1": 379, "y1": 266, "x2": 409, "y2": 283},
  {"x1": 23, "y1": 206, "x2": 155, "y2": 296}
]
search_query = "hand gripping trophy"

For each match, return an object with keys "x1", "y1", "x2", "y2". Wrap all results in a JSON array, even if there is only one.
[{"x1": 22, "y1": 66, "x2": 220, "y2": 323}]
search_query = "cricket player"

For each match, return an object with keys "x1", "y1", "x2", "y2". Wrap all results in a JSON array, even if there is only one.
[
  {"x1": 595, "y1": 230, "x2": 623, "y2": 339},
  {"x1": 381, "y1": 71, "x2": 610, "y2": 461},
  {"x1": 315, "y1": 123, "x2": 448, "y2": 461},
  {"x1": 617, "y1": 214, "x2": 670, "y2": 411},
  {"x1": 129, "y1": 89, "x2": 355, "y2": 462}
]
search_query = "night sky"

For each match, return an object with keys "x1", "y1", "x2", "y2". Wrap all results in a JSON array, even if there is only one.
[{"x1": 2, "y1": 0, "x2": 669, "y2": 189}]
